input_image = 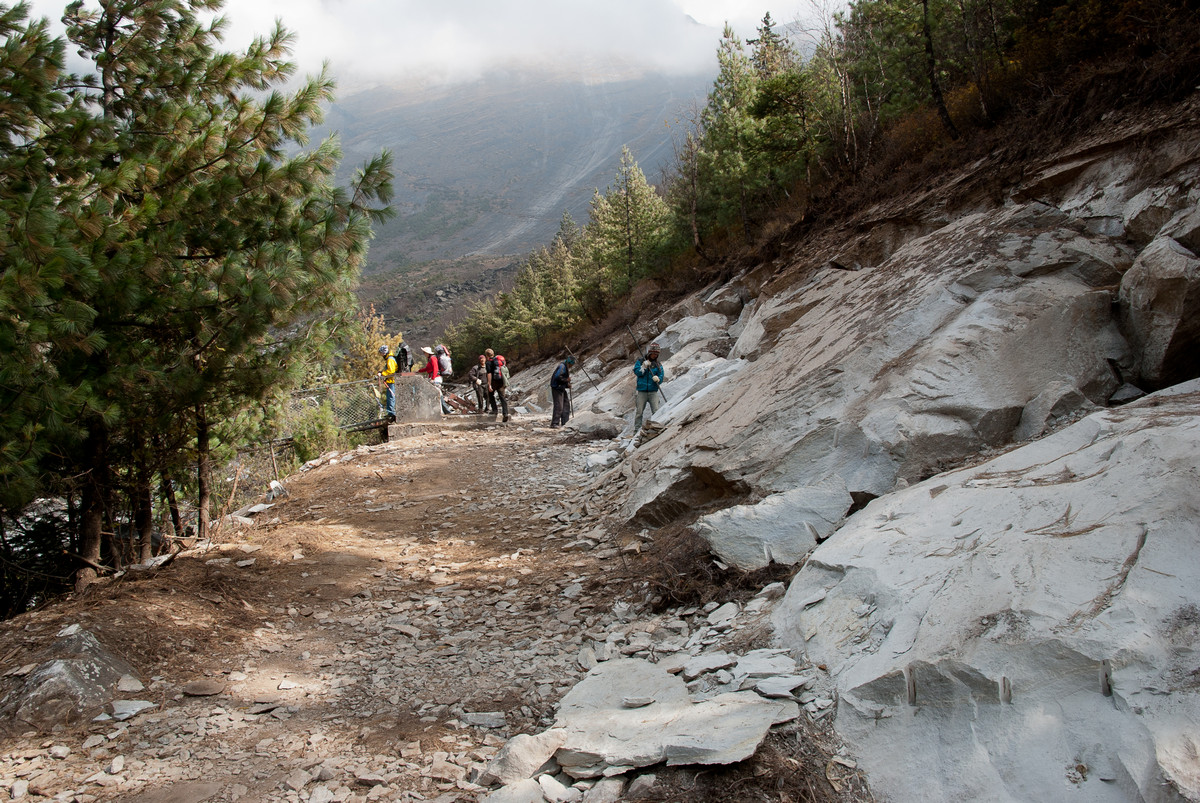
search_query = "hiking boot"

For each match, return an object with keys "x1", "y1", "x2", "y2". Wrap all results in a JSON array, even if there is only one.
[
  {"x1": 387, "y1": 414, "x2": 396, "y2": 423},
  {"x1": 503, "y1": 415, "x2": 510, "y2": 422}
]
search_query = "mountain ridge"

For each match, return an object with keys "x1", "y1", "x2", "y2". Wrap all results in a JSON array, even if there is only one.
[{"x1": 318, "y1": 67, "x2": 712, "y2": 339}]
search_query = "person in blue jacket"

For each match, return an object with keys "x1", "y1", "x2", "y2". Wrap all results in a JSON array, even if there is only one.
[
  {"x1": 633, "y1": 342, "x2": 665, "y2": 430},
  {"x1": 549, "y1": 356, "x2": 575, "y2": 427}
]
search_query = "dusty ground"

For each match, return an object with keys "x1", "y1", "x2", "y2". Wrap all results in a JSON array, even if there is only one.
[{"x1": 0, "y1": 416, "x2": 869, "y2": 803}]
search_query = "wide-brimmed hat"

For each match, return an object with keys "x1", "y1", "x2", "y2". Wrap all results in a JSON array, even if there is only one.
[{"x1": 421, "y1": 346, "x2": 434, "y2": 355}]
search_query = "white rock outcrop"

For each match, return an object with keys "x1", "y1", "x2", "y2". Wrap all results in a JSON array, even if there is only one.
[{"x1": 773, "y1": 382, "x2": 1200, "y2": 802}]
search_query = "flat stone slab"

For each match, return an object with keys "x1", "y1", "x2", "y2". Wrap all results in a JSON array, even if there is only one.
[
  {"x1": 681, "y1": 652, "x2": 736, "y2": 680},
  {"x1": 552, "y1": 658, "x2": 798, "y2": 778},
  {"x1": 121, "y1": 784, "x2": 224, "y2": 803},
  {"x1": 181, "y1": 680, "x2": 226, "y2": 697}
]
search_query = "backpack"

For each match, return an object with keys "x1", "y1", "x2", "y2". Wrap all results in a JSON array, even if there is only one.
[
  {"x1": 494, "y1": 355, "x2": 509, "y2": 387},
  {"x1": 436, "y1": 345, "x2": 453, "y2": 377}
]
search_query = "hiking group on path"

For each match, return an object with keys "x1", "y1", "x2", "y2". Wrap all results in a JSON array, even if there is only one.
[{"x1": 377, "y1": 340, "x2": 668, "y2": 432}]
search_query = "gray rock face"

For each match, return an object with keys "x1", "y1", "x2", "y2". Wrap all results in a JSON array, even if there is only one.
[
  {"x1": 609, "y1": 201, "x2": 1136, "y2": 524},
  {"x1": 548, "y1": 133, "x2": 1200, "y2": 534},
  {"x1": 0, "y1": 629, "x2": 134, "y2": 729},
  {"x1": 552, "y1": 658, "x2": 797, "y2": 778},
  {"x1": 693, "y1": 482, "x2": 852, "y2": 570},
  {"x1": 772, "y1": 382, "x2": 1200, "y2": 802},
  {"x1": 1119, "y1": 234, "x2": 1200, "y2": 387}
]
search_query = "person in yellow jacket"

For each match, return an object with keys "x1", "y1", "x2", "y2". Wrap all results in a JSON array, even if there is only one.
[{"x1": 376, "y1": 345, "x2": 398, "y2": 422}]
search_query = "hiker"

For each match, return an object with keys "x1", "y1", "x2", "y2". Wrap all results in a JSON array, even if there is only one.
[
  {"x1": 376, "y1": 345, "x2": 398, "y2": 422},
  {"x1": 467, "y1": 354, "x2": 489, "y2": 413},
  {"x1": 633, "y1": 342, "x2": 665, "y2": 430},
  {"x1": 486, "y1": 349, "x2": 510, "y2": 422},
  {"x1": 396, "y1": 341, "x2": 413, "y2": 373},
  {"x1": 418, "y1": 346, "x2": 441, "y2": 386},
  {"x1": 434, "y1": 344, "x2": 453, "y2": 378},
  {"x1": 549, "y1": 356, "x2": 574, "y2": 428},
  {"x1": 418, "y1": 346, "x2": 454, "y2": 414}
]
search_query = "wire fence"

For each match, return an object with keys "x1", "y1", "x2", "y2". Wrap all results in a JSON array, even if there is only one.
[{"x1": 280, "y1": 378, "x2": 385, "y2": 436}]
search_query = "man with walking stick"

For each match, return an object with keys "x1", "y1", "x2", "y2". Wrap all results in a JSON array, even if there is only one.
[
  {"x1": 633, "y1": 342, "x2": 665, "y2": 431},
  {"x1": 549, "y1": 356, "x2": 575, "y2": 427},
  {"x1": 375, "y1": 345, "x2": 398, "y2": 423}
]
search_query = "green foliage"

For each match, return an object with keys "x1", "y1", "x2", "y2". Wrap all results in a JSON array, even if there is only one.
[
  {"x1": 0, "y1": 0, "x2": 392, "y2": 589},
  {"x1": 290, "y1": 402, "x2": 342, "y2": 464},
  {"x1": 338, "y1": 305, "x2": 403, "y2": 383},
  {"x1": 584, "y1": 147, "x2": 671, "y2": 298}
]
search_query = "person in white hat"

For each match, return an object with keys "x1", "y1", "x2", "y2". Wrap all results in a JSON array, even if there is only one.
[{"x1": 417, "y1": 346, "x2": 441, "y2": 386}]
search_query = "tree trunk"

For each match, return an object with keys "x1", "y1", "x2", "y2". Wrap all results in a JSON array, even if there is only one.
[
  {"x1": 77, "y1": 427, "x2": 109, "y2": 591},
  {"x1": 924, "y1": 0, "x2": 960, "y2": 140},
  {"x1": 196, "y1": 403, "x2": 211, "y2": 541},
  {"x1": 135, "y1": 463, "x2": 154, "y2": 563}
]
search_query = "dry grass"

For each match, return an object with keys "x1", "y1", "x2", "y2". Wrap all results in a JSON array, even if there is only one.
[{"x1": 634, "y1": 727, "x2": 873, "y2": 803}]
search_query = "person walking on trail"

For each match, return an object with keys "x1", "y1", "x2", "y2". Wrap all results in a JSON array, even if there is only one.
[
  {"x1": 376, "y1": 345, "x2": 398, "y2": 423},
  {"x1": 633, "y1": 342, "x2": 665, "y2": 431},
  {"x1": 550, "y1": 356, "x2": 574, "y2": 428},
  {"x1": 486, "y1": 350, "x2": 510, "y2": 422},
  {"x1": 467, "y1": 354, "x2": 489, "y2": 413}
]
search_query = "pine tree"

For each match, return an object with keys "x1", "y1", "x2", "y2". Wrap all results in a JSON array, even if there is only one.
[
  {"x1": 748, "y1": 12, "x2": 796, "y2": 78},
  {"x1": 0, "y1": 4, "x2": 97, "y2": 514},
  {"x1": 585, "y1": 146, "x2": 670, "y2": 297},
  {"x1": 11, "y1": 0, "x2": 393, "y2": 586},
  {"x1": 698, "y1": 26, "x2": 760, "y2": 239}
]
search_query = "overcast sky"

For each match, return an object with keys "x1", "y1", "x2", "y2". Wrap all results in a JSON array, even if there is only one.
[{"x1": 26, "y1": 0, "x2": 822, "y2": 87}]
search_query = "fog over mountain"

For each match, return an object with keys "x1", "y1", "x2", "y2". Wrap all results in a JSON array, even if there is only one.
[{"x1": 321, "y1": 67, "x2": 713, "y2": 272}]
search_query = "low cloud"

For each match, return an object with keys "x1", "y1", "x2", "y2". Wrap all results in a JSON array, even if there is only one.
[
  {"x1": 212, "y1": 0, "x2": 722, "y2": 84},
  {"x1": 26, "y1": 0, "x2": 824, "y2": 88}
]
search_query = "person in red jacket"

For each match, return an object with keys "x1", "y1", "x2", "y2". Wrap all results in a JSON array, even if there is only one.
[{"x1": 418, "y1": 346, "x2": 441, "y2": 386}]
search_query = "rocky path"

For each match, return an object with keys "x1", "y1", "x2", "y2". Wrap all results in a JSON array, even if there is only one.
[{"x1": 0, "y1": 417, "x2": 865, "y2": 803}]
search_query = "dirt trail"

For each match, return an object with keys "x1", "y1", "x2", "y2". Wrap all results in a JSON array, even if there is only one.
[
  {"x1": 0, "y1": 418, "x2": 657, "y2": 802},
  {"x1": 1, "y1": 417, "x2": 866, "y2": 803}
]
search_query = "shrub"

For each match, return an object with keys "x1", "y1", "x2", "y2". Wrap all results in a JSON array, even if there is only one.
[{"x1": 291, "y1": 402, "x2": 343, "y2": 464}]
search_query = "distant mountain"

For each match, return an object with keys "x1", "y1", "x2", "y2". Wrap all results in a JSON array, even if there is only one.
[
  {"x1": 323, "y1": 68, "x2": 713, "y2": 266},
  {"x1": 316, "y1": 67, "x2": 713, "y2": 340}
]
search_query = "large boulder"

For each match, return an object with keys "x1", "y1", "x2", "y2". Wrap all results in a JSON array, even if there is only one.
[
  {"x1": 391, "y1": 375, "x2": 444, "y2": 422},
  {"x1": 0, "y1": 627, "x2": 135, "y2": 730},
  {"x1": 1119, "y1": 235, "x2": 1200, "y2": 387},
  {"x1": 772, "y1": 381, "x2": 1200, "y2": 802},
  {"x1": 692, "y1": 481, "x2": 853, "y2": 570}
]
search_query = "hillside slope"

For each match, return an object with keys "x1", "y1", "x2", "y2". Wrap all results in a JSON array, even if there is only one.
[
  {"x1": 323, "y1": 68, "x2": 711, "y2": 341},
  {"x1": 325, "y1": 70, "x2": 710, "y2": 268},
  {"x1": 510, "y1": 91, "x2": 1200, "y2": 800}
]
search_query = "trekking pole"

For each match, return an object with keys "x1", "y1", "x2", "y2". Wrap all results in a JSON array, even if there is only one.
[
  {"x1": 625, "y1": 324, "x2": 668, "y2": 402},
  {"x1": 563, "y1": 344, "x2": 600, "y2": 394}
]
